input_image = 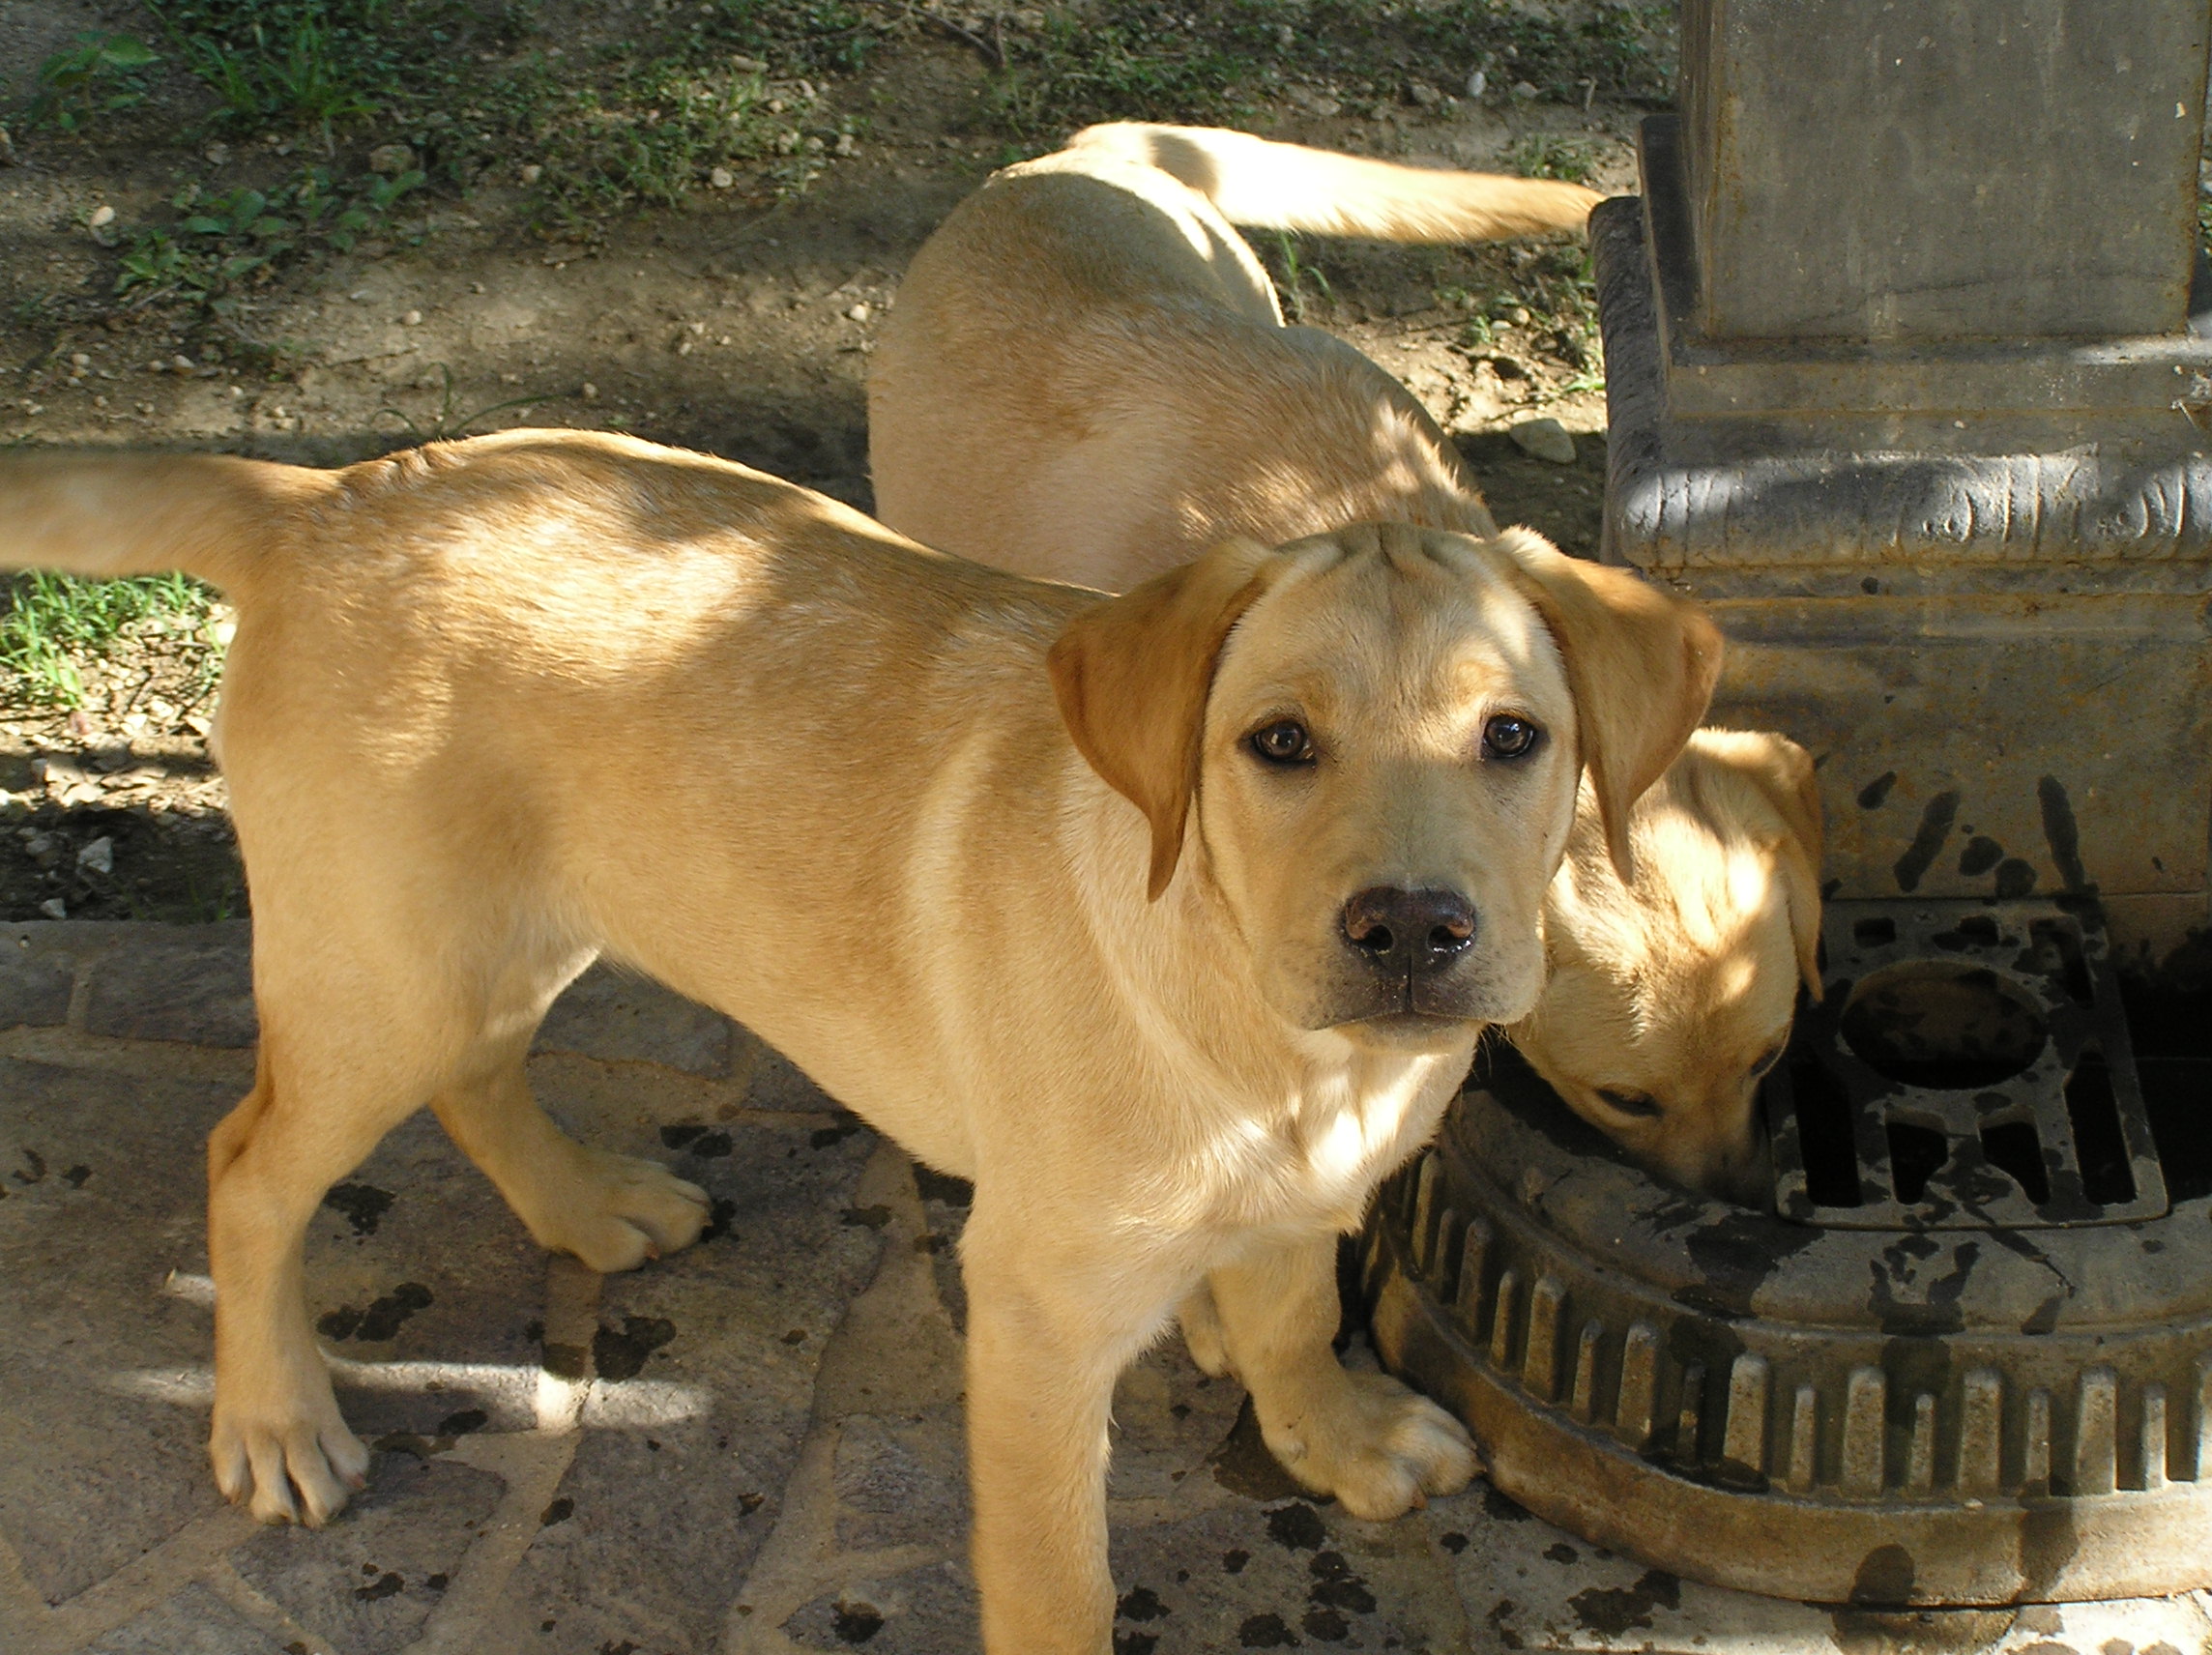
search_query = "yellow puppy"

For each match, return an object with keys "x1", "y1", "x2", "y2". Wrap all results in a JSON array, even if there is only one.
[
  {"x1": 1511, "y1": 731, "x2": 1824, "y2": 1203},
  {"x1": 870, "y1": 122, "x2": 1821, "y2": 1201},
  {"x1": 0, "y1": 433, "x2": 1718, "y2": 1654}
]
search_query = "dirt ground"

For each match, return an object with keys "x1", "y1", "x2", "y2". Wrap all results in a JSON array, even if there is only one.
[{"x1": 0, "y1": 0, "x2": 1642, "y2": 921}]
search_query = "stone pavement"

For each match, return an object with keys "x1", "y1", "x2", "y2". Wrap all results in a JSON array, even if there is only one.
[{"x1": 4, "y1": 921, "x2": 2210, "y2": 1655}]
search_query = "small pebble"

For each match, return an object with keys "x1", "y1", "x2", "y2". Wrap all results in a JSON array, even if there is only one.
[
  {"x1": 844, "y1": 303, "x2": 870, "y2": 323},
  {"x1": 401, "y1": 309, "x2": 423, "y2": 326},
  {"x1": 38, "y1": 898, "x2": 66, "y2": 921},
  {"x1": 368, "y1": 143, "x2": 415, "y2": 176},
  {"x1": 77, "y1": 836, "x2": 114, "y2": 875},
  {"x1": 580, "y1": 382, "x2": 599, "y2": 401},
  {"x1": 710, "y1": 166, "x2": 736, "y2": 189},
  {"x1": 1510, "y1": 417, "x2": 1578, "y2": 465},
  {"x1": 87, "y1": 205, "x2": 115, "y2": 229},
  {"x1": 519, "y1": 163, "x2": 543, "y2": 185}
]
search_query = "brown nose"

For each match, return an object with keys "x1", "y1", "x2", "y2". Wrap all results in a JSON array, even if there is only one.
[{"x1": 1341, "y1": 886, "x2": 1476, "y2": 976}]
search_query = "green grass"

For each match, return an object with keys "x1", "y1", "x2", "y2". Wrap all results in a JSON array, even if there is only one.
[
  {"x1": 15, "y1": 0, "x2": 903, "y2": 329},
  {"x1": 29, "y1": 31, "x2": 162, "y2": 131},
  {"x1": 0, "y1": 573, "x2": 218, "y2": 707},
  {"x1": 136, "y1": 0, "x2": 888, "y2": 210},
  {"x1": 1508, "y1": 132, "x2": 1603, "y2": 184},
  {"x1": 977, "y1": 0, "x2": 1675, "y2": 141},
  {"x1": 36, "y1": 0, "x2": 898, "y2": 265},
  {"x1": 24, "y1": 0, "x2": 1667, "y2": 279},
  {"x1": 115, "y1": 163, "x2": 423, "y2": 322}
]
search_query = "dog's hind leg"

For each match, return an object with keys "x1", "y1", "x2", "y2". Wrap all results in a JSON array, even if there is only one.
[
  {"x1": 207, "y1": 1017, "x2": 450, "y2": 1526},
  {"x1": 1207, "y1": 1234, "x2": 1479, "y2": 1521},
  {"x1": 428, "y1": 947, "x2": 710, "y2": 1274}
]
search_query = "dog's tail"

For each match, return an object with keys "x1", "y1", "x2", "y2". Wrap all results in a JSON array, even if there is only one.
[
  {"x1": 1064, "y1": 122, "x2": 1603, "y2": 242},
  {"x1": 0, "y1": 450, "x2": 332, "y2": 593}
]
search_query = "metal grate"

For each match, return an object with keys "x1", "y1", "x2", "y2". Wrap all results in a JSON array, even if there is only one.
[{"x1": 1764, "y1": 898, "x2": 2167, "y2": 1228}]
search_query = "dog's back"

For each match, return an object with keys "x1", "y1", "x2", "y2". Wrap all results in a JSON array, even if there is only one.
[{"x1": 870, "y1": 125, "x2": 1599, "y2": 588}]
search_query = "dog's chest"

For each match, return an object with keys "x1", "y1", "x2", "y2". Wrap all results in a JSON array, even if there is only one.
[{"x1": 1228, "y1": 1057, "x2": 1462, "y2": 1233}]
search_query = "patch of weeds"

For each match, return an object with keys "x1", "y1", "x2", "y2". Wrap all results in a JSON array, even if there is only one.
[
  {"x1": 0, "y1": 572, "x2": 216, "y2": 707},
  {"x1": 29, "y1": 32, "x2": 162, "y2": 131},
  {"x1": 1508, "y1": 132, "x2": 1601, "y2": 184},
  {"x1": 137, "y1": 0, "x2": 889, "y2": 221},
  {"x1": 1510, "y1": 243, "x2": 1604, "y2": 394},
  {"x1": 979, "y1": 6, "x2": 1251, "y2": 137},
  {"x1": 115, "y1": 164, "x2": 423, "y2": 312},
  {"x1": 182, "y1": 860, "x2": 246, "y2": 923},
  {"x1": 372, "y1": 363, "x2": 554, "y2": 442},
  {"x1": 9, "y1": 292, "x2": 58, "y2": 329},
  {"x1": 501, "y1": 7, "x2": 892, "y2": 225},
  {"x1": 680, "y1": 0, "x2": 889, "y2": 79},
  {"x1": 975, "y1": 0, "x2": 1676, "y2": 140},
  {"x1": 145, "y1": 0, "x2": 431, "y2": 138},
  {"x1": 517, "y1": 56, "x2": 773, "y2": 223},
  {"x1": 1268, "y1": 231, "x2": 1334, "y2": 322}
]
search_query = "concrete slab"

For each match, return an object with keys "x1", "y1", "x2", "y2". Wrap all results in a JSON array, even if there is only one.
[{"x1": 5, "y1": 920, "x2": 2212, "y2": 1654}]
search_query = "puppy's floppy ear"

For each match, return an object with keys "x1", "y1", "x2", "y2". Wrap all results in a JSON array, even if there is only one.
[
  {"x1": 1489, "y1": 528, "x2": 1723, "y2": 881},
  {"x1": 1729, "y1": 730, "x2": 1827, "y2": 1001},
  {"x1": 1049, "y1": 537, "x2": 1282, "y2": 900}
]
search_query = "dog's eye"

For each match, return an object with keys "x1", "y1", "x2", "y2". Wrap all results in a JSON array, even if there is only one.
[
  {"x1": 1597, "y1": 1088, "x2": 1661, "y2": 1119},
  {"x1": 1482, "y1": 713, "x2": 1541, "y2": 761},
  {"x1": 1247, "y1": 720, "x2": 1316, "y2": 767}
]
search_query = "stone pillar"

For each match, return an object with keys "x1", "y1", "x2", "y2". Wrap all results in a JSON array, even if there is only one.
[{"x1": 1596, "y1": 0, "x2": 2212, "y2": 966}]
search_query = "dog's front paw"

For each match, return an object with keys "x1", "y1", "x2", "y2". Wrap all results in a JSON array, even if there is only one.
[
  {"x1": 538, "y1": 1147, "x2": 710, "y2": 1273},
  {"x1": 211, "y1": 1387, "x2": 370, "y2": 1527},
  {"x1": 1265, "y1": 1370, "x2": 1480, "y2": 1521}
]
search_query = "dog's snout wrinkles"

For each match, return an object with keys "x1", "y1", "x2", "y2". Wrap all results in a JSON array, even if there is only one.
[{"x1": 1341, "y1": 886, "x2": 1476, "y2": 976}]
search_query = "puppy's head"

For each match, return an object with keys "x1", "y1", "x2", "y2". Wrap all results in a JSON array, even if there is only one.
[
  {"x1": 1049, "y1": 522, "x2": 1722, "y2": 1054},
  {"x1": 1511, "y1": 729, "x2": 1825, "y2": 1205}
]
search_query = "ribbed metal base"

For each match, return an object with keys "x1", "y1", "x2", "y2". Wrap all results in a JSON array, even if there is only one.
[
  {"x1": 1365, "y1": 1212, "x2": 2212, "y2": 1605},
  {"x1": 1362, "y1": 1019, "x2": 2212, "y2": 1605}
]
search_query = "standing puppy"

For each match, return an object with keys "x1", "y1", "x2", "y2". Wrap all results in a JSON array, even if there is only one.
[
  {"x1": 0, "y1": 434, "x2": 1717, "y2": 1654},
  {"x1": 870, "y1": 123, "x2": 1822, "y2": 1202}
]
